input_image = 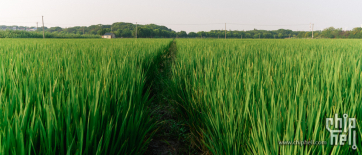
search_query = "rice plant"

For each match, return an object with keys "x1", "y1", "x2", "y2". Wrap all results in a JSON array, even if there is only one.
[
  {"x1": 0, "y1": 39, "x2": 171, "y2": 155},
  {"x1": 170, "y1": 39, "x2": 362, "y2": 154}
]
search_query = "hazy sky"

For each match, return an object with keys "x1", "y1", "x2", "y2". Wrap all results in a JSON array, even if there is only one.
[{"x1": 1, "y1": 0, "x2": 362, "y2": 32}]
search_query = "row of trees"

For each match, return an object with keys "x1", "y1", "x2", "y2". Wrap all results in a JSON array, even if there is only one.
[
  {"x1": 2, "y1": 23, "x2": 362, "y2": 39},
  {"x1": 0, "y1": 30, "x2": 100, "y2": 38}
]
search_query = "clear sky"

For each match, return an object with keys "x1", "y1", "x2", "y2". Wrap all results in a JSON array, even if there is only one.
[{"x1": 1, "y1": 0, "x2": 362, "y2": 32}]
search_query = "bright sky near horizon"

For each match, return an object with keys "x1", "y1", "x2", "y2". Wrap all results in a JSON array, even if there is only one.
[{"x1": 1, "y1": 0, "x2": 362, "y2": 32}]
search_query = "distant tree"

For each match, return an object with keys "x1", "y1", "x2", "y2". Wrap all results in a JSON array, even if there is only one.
[
  {"x1": 47, "y1": 27, "x2": 63, "y2": 33},
  {"x1": 314, "y1": 32, "x2": 319, "y2": 38},
  {"x1": 278, "y1": 33, "x2": 283, "y2": 38},
  {"x1": 97, "y1": 29, "x2": 107, "y2": 35},
  {"x1": 197, "y1": 31, "x2": 206, "y2": 38},
  {"x1": 177, "y1": 31, "x2": 187, "y2": 38},
  {"x1": 114, "y1": 29, "x2": 122, "y2": 37},
  {"x1": 188, "y1": 32, "x2": 197, "y2": 38},
  {"x1": 321, "y1": 27, "x2": 336, "y2": 38},
  {"x1": 122, "y1": 29, "x2": 132, "y2": 37},
  {"x1": 263, "y1": 32, "x2": 272, "y2": 38},
  {"x1": 304, "y1": 32, "x2": 311, "y2": 38},
  {"x1": 297, "y1": 32, "x2": 305, "y2": 38},
  {"x1": 137, "y1": 27, "x2": 153, "y2": 38}
]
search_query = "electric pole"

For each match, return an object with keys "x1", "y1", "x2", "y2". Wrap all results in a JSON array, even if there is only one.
[
  {"x1": 225, "y1": 23, "x2": 226, "y2": 39},
  {"x1": 36, "y1": 22, "x2": 38, "y2": 32},
  {"x1": 83, "y1": 27, "x2": 85, "y2": 35},
  {"x1": 42, "y1": 16, "x2": 45, "y2": 39},
  {"x1": 312, "y1": 24, "x2": 314, "y2": 39},
  {"x1": 135, "y1": 22, "x2": 137, "y2": 39}
]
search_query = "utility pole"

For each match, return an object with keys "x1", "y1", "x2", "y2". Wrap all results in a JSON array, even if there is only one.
[
  {"x1": 36, "y1": 22, "x2": 38, "y2": 32},
  {"x1": 42, "y1": 16, "x2": 45, "y2": 39},
  {"x1": 312, "y1": 24, "x2": 314, "y2": 39},
  {"x1": 83, "y1": 27, "x2": 85, "y2": 35},
  {"x1": 225, "y1": 23, "x2": 226, "y2": 39},
  {"x1": 135, "y1": 22, "x2": 137, "y2": 39}
]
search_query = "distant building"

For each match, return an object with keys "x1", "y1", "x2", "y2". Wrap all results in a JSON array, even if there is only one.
[{"x1": 102, "y1": 33, "x2": 116, "y2": 39}]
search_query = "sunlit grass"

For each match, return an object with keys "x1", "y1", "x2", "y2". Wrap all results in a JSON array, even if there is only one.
[
  {"x1": 0, "y1": 39, "x2": 171, "y2": 154},
  {"x1": 170, "y1": 39, "x2": 362, "y2": 154}
]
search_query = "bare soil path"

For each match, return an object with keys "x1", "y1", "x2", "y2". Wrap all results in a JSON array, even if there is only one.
[{"x1": 144, "y1": 40, "x2": 193, "y2": 155}]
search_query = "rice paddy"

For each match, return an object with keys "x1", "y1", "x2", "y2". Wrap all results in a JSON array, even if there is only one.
[
  {"x1": 0, "y1": 39, "x2": 171, "y2": 154},
  {"x1": 1, "y1": 38, "x2": 361, "y2": 154},
  {"x1": 170, "y1": 39, "x2": 362, "y2": 154}
]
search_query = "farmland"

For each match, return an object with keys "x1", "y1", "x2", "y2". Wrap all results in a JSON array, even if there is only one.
[
  {"x1": 0, "y1": 39, "x2": 171, "y2": 154},
  {"x1": 170, "y1": 39, "x2": 362, "y2": 154},
  {"x1": 1, "y1": 39, "x2": 362, "y2": 154}
]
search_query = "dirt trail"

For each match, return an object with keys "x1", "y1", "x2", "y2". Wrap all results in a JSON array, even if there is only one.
[{"x1": 145, "y1": 40, "x2": 188, "y2": 155}]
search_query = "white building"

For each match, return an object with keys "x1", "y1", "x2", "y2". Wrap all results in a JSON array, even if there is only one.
[{"x1": 102, "y1": 33, "x2": 116, "y2": 39}]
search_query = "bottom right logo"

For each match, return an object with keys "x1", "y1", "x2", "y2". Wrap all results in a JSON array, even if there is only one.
[{"x1": 326, "y1": 114, "x2": 357, "y2": 150}]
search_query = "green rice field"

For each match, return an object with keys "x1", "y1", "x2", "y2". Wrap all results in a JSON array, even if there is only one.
[
  {"x1": 1, "y1": 39, "x2": 361, "y2": 154},
  {"x1": 0, "y1": 39, "x2": 171, "y2": 154}
]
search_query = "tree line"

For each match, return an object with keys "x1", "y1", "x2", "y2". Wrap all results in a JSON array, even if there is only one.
[
  {"x1": 1, "y1": 23, "x2": 362, "y2": 39},
  {"x1": 0, "y1": 30, "x2": 100, "y2": 38}
]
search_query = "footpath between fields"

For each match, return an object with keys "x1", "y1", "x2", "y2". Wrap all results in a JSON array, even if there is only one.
[{"x1": 144, "y1": 40, "x2": 194, "y2": 155}]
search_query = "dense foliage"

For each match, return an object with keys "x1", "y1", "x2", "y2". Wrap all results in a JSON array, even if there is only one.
[
  {"x1": 170, "y1": 39, "x2": 362, "y2": 154},
  {"x1": 2, "y1": 23, "x2": 362, "y2": 39},
  {"x1": 1, "y1": 37, "x2": 362, "y2": 154},
  {"x1": 180, "y1": 27, "x2": 362, "y2": 39},
  {"x1": 0, "y1": 39, "x2": 171, "y2": 154},
  {"x1": 0, "y1": 30, "x2": 100, "y2": 38},
  {"x1": 0, "y1": 23, "x2": 175, "y2": 38}
]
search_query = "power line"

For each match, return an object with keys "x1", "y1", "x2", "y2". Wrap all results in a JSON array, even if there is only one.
[
  {"x1": 142, "y1": 23, "x2": 224, "y2": 25},
  {"x1": 227, "y1": 23, "x2": 310, "y2": 26},
  {"x1": 1, "y1": 20, "x2": 312, "y2": 27},
  {"x1": 0, "y1": 18, "x2": 313, "y2": 32},
  {"x1": 0, "y1": 16, "x2": 40, "y2": 19},
  {"x1": 0, "y1": 21, "x2": 39, "y2": 23},
  {"x1": 136, "y1": 22, "x2": 310, "y2": 26}
]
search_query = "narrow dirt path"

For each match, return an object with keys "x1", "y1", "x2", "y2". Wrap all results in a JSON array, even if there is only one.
[{"x1": 145, "y1": 40, "x2": 190, "y2": 155}]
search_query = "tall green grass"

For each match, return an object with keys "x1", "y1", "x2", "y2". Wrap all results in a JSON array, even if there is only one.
[
  {"x1": 0, "y1": 39, "x2": 171, "y2": 154},
  {"x1": 170, "y1": 39, "x2": 362, "y2": 154}
]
